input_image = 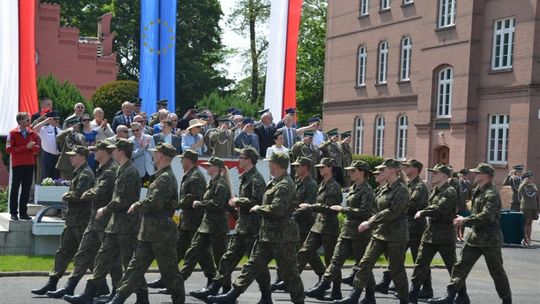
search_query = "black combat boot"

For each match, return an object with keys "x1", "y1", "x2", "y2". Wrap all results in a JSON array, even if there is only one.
[
  {"x1": 46, "y1": 277, "x2": 79, "y2": 298},
  {"x1": 322, "y1": 282, "x2": 342, "y2": 301},
  {"x1": 427, "y1": 287, "x2": 457, "y2": 304},
  {"x1": 147, "y1": 278, "x2": 164, "y2": 289},
  {"x1": 63, "y1": 281, "x2": 98, "y2": 304},
  {"x1": 342, "y1": 270, "x2": 357, "y2": 286},
  {"x1": 399, "y1": 297, "x2": 408, "y2": 304},
  {"x1": 105, "y1": 293, "x2": 127, "y2": 304},
  {"x1": 305, "y1": 279, "x2": 331, "y2": 299},
  {"x1": 134, "y1": 289, "x2": 150, "y2": 304},
  {"x1": 374, "y1": 272, "x2": 391, "y2": 294},
  {"x1": 31, "y1": 276, "x2": 59, "y2": 295},
  {"x1": 222, "y1": 284, "x2": 232, "y2": 294},
  {"x1": 502, "y1": 297, "x2": 512, "y2": 304},
  {"x1": 207, "y1": 276, "x2": 213, "y2": 288},
  {"x1": 408, "y1": 285, "x2": 421, "y2": 304},
  {"x1": 359, "y1": 288, "x2": 376, "y2": 304},
  {"x1": 271, "y1": 280, "x2": 286, "y2": 292},
  {"x1": 96, "y1": 284, "x2": 117, "y2": 304},
  {"x1": 454, "y1": 287, "x2": 470, "y2": 304},
  {"x1": 207, "y1": 287, "x2": 242, "y2": 304},
  {"x1": 190, "y1": 281, "x2": 223, "y2": 301},
  {"x1": 257, "y1": 289, "x2": 273, "y2": 304},
  {"x1": 334, "y1": 287, "x2": 362, "y2": 304},
  {"x1": 96, "y1": 281, "x2": 110, "y2": 297},
  {"x1": 418, "y1": 279, "x2": 434, "y2": 299}
]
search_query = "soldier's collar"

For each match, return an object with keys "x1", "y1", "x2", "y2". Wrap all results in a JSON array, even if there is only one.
[
  {"x1": 239, "y1": 167, "x2": 256, "y2": 179},
  {"x1": 154, "y1": 165, "x2": 172, "y2": 176},
  {"x1": 388, "y1": 180, "x2": 402, "y2": 190}
]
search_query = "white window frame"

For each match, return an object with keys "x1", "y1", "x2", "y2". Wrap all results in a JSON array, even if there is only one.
[
  {"x1": 378, "y1": 41, "x2": 388, "y2": 84},
  {"x1": 403, "y1": 0, "x2": 414, "y2": 4},
  {"x1": 437, "y1": 67, "x2": 453, "y2": 118},
  {"x1": 355, "y1": 117, "x2": 364, "y2": 154},
  {"x1": 374, "y1": 116, "x2": 385, "y2": 157},
  {"x1": 360, "y1": 0, "x2": 370, "y2": 16},
  {"x1": 381, "y1": 0, "x2": 391, "y2": 10},
  {"x1": 400, "y1": 37, "x2": 412, "y2": 81},
  {"x1": 357, "y1": 46, "x2": 367, "y2": 86},
  {"x1": 491, "y1": 17, "x2": 515, "y2": 70},
  {"x1": 487, "y1": 114, "x2": 509, "y2": 165},
  {"x1": 396, "y1": 115, "x2": 408, "y2": 160},
  {"x1": 438, "y1": 0, "x2": 456, "y2": 28}
]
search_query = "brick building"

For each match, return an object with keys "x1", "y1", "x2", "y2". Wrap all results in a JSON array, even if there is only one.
[{"x1": 323, "y1": 0, "x2": 540, "y2": 186}]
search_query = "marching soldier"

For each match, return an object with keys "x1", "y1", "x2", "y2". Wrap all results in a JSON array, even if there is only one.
[
  {"x1": 56, "y1": 117, "x2": 86, "y2": 180},
  {"x1": 429, "y1": 163, "x2": 512, "y2": 304},
  {"x1": 191, "y1": 147, "x2": 271, "y2": 302},
  {"x1": 208, "y1": 116, "x2": 235, "y2": 157},
  {"x1": 456, "y1": 169, "x2": 472, "y2": 241},
  {"x1": 296, "y1": 158, "x2": 343, "y2": 301},
  {"x1": 408, "y1": 164, "x2": 469, "y2": 304},
  {"x1": 319, "y1": 128, "x2": 343, "y2": 173},
  {"x1": 31, "y1": 146, "x2": 95, "y2": 296},
  {"x1": 107, "y1": 144, "x2": 185, "y2": 304},
  {"x1": 46, "y1": 141, "x2": 121, "y2": 299},
  {"x1": 340, "y1": 131, "x2": 353, "y2": 187},
  {"x1": 503, "y1": 164, "x2": 525, "y2": 211},
  {"x1": 290, "y1": 130, "x2": 320, "y2": 179},
  {"x1": 339, "y1": 159, "x2": 410, "y2": 304},
  {"x1": 64, "y1": 139, "x2": 144, "y2": 304},
  {"x1": 305, "y1": 160, "x2": 376, "y2": 303},
  {"x1": 207, "y1": 153, "x2": 305, "y2": 304}
]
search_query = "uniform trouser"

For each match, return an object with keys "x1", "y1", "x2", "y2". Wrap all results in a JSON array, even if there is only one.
[
  {"x1": 177, "y1": 229, "x2": 216, "y2": 278},
  {"x1": 233, "y1": 240, "x2": 304, "y2": 303},
  {"x1": 448, "y1": 244, "x2": 511, "y2": 300},
  {"x1": 324, "y1": 237, "x2": 375, "y2": 289},
  {"x1": 89, "y1": 233, "x2": 146, "y2": 291},
  {"x1": 382, "y1": 235, "x2": 431, "y2": 283},
  {"x1": 50, "y1": 225, "x2": 86, "y2": 279},
  {"x1": 214, "y1": 234, "x2": 271, "y2": 289},
  {"x1": 69, "y1": 228, "x2": 123, "y2": 287},
  {"x1": 353, "y1": 238, "x2": 408, "y2": 299},
  {"x1": 510, "y1": 196, "x2": 520, "y2": 212},
  {"x1": 180, "y1": 231, "x2": 227, "y2": 280},
  {"x1": 118, "y1": 240, "x2": 185, "y2": 304},
  {"x1": 411, "y1": 242, "x2": 456, "y2": 288},
  {"x1": 297, "y1": 231, "x2": 339, "y2": 281}
]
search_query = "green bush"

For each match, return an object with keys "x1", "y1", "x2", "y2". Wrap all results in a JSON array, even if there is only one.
[
  {"x1": 90, "y1": 80, "x2": 139, "y2": 121},
  {"x1": 196, "y1": 92, "x2": 262, "y2": 118},
  {"x1": 37, "y1": 74, "x2": 92, "y2": 122},
  {"x1": 352, "y1": 154, "x2": 385, "y2": 189},
  {"x1": 0, "y1": 137, "x2": 9, "y2": 172},
  {"x1": 0, "y1": 186, "x2": 8, "y2": 213}
]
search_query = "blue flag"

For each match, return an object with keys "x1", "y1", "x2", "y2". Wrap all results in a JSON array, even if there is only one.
[{"x1": 159, "y1": 0, "x2": 177, "y2": 113}]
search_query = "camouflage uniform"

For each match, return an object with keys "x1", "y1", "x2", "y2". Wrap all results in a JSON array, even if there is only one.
[
  {"x1": 290, "y1": 141, "x2": 320, "y2": 178},
  {"x1": 340, "y1": 142, "x2": 353, "y2": 187},
  {"x1": 457, "y1": 178, "x2": 472, "y2": 214},
  {"x1": 56, "y1": 129, "x2": 86, "y2": 180},
  {"x1": 319, "y1": 141, "x2": 343, "y2": 171},
  {"x1": 117, "y1": 164, "x2": 185, "y2": 304}
]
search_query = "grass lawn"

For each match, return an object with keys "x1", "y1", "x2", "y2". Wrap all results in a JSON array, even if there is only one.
[{"x1": 0, "y1": 253, "x2": 444, "y2": 273}]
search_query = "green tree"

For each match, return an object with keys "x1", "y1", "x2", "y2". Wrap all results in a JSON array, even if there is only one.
[
  {"x1": 90, "y1": 80, "x2": 139, "y2": 121},
  {"x1": 37, "y1": 74, "x2": 92, "y2": 122},
  {"x1": 196, "y1": 92, "x2": 262, "y2": 118}
]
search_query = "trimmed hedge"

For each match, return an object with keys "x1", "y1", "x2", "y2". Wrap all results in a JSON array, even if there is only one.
[{"x1": 90, "y1": 80, "x2": 139, "y2": 121}]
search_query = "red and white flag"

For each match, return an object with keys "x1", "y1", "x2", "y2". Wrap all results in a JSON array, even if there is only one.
[
  {"x1": 0, "y1": 0, "x2": 38, "y2": 135},
  {"x1": 264, "y1": 0, "x2": 303, "y2": 122}
]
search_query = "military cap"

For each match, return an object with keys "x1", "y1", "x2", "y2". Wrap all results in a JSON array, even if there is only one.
[
  {"x1": 91, "y1": 140, "x2": 114, "y2": 152},
  {"x1": 469, "y1": 163, "x2": 495, "y2": 176},
  {"x1": 512, "y1": 164, "x2": 525, "y2": 172},
  {"x1": 231, "y1": 109, "x2": 242, "y2": 116},
  {"x1": 45, "y1": 111, "x2": 60, "y2": 119},
  {"x1": 428, "y1": 164, "x2": 453, "y2": 177},
  {"x1": 157, "y1": 99, "x2": 168, "y2": 106},
  {"x1": 66, "y1": 145, "x2": 89, "y2": 157},
  {"x1": 285, "y1": 107, "x2": 296, "y2": 114},
  {"x1": 177, "y1": 149, "x2": 198, "y2": 161},
  {"x1": 242, "y1": 117, "x2": 254, "y2": 125},
  {"x1": 64, "y1": 116, "x2": 80, "y2": 126},
  {"x1": 258, "y1": 109, "x2": 270, "y2": 115},
  {"x1": 459, "y1": 169, "x2": 469, "y2": 175},
  {"x1": 307, "y1": 116, "x2": 321, "y2": 123},
  {"x1": 202, "y1": 157, "x2": 225, "y2": 168},
  {"x1": 303, "y1": 130, "x2": 315, "y2": 137},
  {"x1": 107, "y1": 138, "x2": 134, "y2": 153},
  {"x1": 376, "y1": 159, "x2": 402, "y2": 170},
  {"x1": 131, "y1": 97, "x2": 142, "y2": 105},
  {"x1": 217, "y1": 115, "x2": 231, "y2": 123},
  {"x1": 522, "y1": 171, "x2": 534, "y2": 179},
  {"x1": 345, "y1": 160, "x2": 371, "y2": 173},
  {"x1": 326, "y1": 128, "x2": 339, "y2": 137},
  {"x1": 226, "y1": 107, "x2": 237, "y2": 114},
  {"x1": 196, "y1": 112, "x2": 209, "y2": 120},
  {"x1": 291, "y1": 156, "x2": 312, "y2": 167},
  {"x1": 401, "y1": 159, "x2": 423, "y2": 170},
  {"x1": 315, "y1": 157, "x2": 338, "y2": 168},
  {"x1": 340, "y1": 131, "x2": 352, "y2": 139},
  {"x1": 265, "y1": 152, "x2": 290, "y2": 168},
  {"x1": 150, "y1": 143, "x2": 177, "y2": 158},
  {"x1": 452, "y1": 172, "x2": 459, "y2": 178},
  {"x1": 373, "y1": 169, "x2": 382, "y2": 175},
  {"x1": 235, "y1": 146, "x2": 259, "y2": 162}
]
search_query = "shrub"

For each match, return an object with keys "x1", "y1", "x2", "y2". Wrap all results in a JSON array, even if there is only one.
[
  {"x1": 37, "y1": 74, "x2": 92, "y2": 122},
  {"x1": 0, "y1": 187, "x2": 8, "y2": 213},
  {"x1": 352, "y1": 154, "x2": 385, "y2": 189},
  {"x1": 196, "y1": 92, "x2": 262, "y2": 118},
  {"x1": 90, "y1": 80, "x2": 139, "y2": 121},
  {"x1": 0, "y1": 137, "x2": 9, "y2": 172}
]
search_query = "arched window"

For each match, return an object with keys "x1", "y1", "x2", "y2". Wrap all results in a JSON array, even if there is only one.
[
  {"x1": 400, "y1": 37, "x2": 412, "y2": 81},
  {"x1": 378, "y1": 41, "x2": 389, "y2": 84},
  {"x1": 357, "y1": 46, "x2": 367, "y2": 86},
  {"x1": 437, "y1": 67, "x2": 453, "y2": 117},
  {"x1": 374, "y1": 116, "x2": 385, "y2": 157},
  {"x1": 396, "y1": 115, "x2": 408, "y2": 160},
  {"x1": 355, "y1": 117, "x2": 364, "y2": 154}
]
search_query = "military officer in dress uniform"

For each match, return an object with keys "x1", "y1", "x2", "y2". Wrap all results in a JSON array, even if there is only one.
[
  {"x1": 208, "y1": 116, "x2": 235, "y2": 157},
  {"x1": 148, "y1": 99, "x2": 169, "y2": 127},
  {"x1": 319, "y1": 128, "x2": 343, "y2": 173},
  {"x1": 31, "y1": 146, "x2": 95, "y2": 296},
  {"x1": 340, "y1": 131, "x2": 353, "y2": 187},
  {"x1": 518, "y1": 171, "x2": 539, "y2": 247},
  {"x1": 503, "y1": 164, "x2": 525, "y2": 211},
  {"x1": 429, "y1": 163, "x2": 512, "y2": 304},
  {"x1": 290, "y1": 130, "x2": 320, "y2": 179},
  {"x1": 56, "y1": 116, "x2": 86, "y2": 180}
]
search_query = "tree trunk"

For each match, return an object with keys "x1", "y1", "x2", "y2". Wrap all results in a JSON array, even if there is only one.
[{"x1": 249, "y1": 0, "x2": 259, "y2": 104}]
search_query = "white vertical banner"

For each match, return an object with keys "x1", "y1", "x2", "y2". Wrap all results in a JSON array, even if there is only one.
[
  {"x1": 0, "y1": 0, "x2": 20, "y2": 136},
  {"x1": 264, "y1": 0, "x2": 289, "y2": 123}
]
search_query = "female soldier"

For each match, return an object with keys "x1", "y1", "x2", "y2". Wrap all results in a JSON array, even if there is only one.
[{"x1": 518, "y1": 171, "x2": 539, "y2": 247}]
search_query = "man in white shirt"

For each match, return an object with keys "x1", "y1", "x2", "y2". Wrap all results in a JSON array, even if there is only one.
[
  {"x1": 310, "y1": 116, "x2": 326, "y2": 147},
  {"x1": 33, "y1": 112, "x2": 61, "y2": 180}
]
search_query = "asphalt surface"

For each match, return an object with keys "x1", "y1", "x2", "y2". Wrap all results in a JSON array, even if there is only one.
[{"x1": 2, "y1": 226, "x2": 540, "y2": 304}]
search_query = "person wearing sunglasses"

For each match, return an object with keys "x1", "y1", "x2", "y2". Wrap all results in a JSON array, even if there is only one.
[
  {"x1": 129, "y1": 122, "x2": 156, "y2": 183},
  {"x1": 81, "y1": 113, "x2": 99, "y2": 171},
  {"x1": 63, "y1": 103, "x2": 86, "y2": 129}
]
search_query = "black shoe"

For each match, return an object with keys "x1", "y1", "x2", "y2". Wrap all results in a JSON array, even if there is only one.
[
  {"x1": 399, "y1": 298, "x2": 408, "y2": 304},
  {"x1": 46, "y1": 277, "x2": 79, "y2": 298},
  {"x1": 257, "y1": 289, "x2": 273, "y2": 304},
  {"x1": 502, "y1": 297, "x2": 512, "y2": 304},
  {"x1": 408, "y1": 286, "x2": 420, "y2": 304},
  {"x1": 305, "y1": 279, "x2": 330, "y2": 299},
  {"x1": 359, "y1": 288, "x2": 376, "y2": 304},
  {"x1": 222, "y1": 284, "x2": 232, "y2": 294},
  {"x1": 190, "y1": 282, "x2": 222, "y2": 301},
  {"x1": 105, "y1": 293, "x2": 127, "y2": 304},
  {"x1": 63, "y1": 281, "x2": 98, "y2": 304},
  {"x1": 10, "y1": 215, "x2": 19, "y2": 221},
  {"x1": 96, "y1": 287, "x2": 116, "y2": 304},
  {"x1": 207, "y1": 287, "x2": 242, "y2": 304},
  {"x1": 374, "y1": 272, "x2": 391, "y2": 295},
  {"x1": 418, "y1": 281, "x2": 434, "y2": 299},
  {"x1": 134, "y1": 289, "x2": 150, "y2": 304},
  {"x1": 342, "y1": 270, "x2": 357, "y2": 287},
  {"x1": 157, "y1": 288, "x2": 170, "y2": 295},
  {"x1": 321, "y1": 282, "x2": 342, "y2": 301},
  {"x1": 271, "y1": 280, "x2": 286, "y2": 292},
  {"x1": 427, "y1": 287, "x2": 457, "y2": 304},
  {"x1": 96, "y1": 282, "x2": 110, "y2": 297},
  {"x1": 147, "y1": 278, "x2": 164, "y2": 289},
  {"x1": 20, "y1": 214, "x2": 31, "y2": 220},
  {"x1": 334, "y1": 287, "x2": 362, "y2": 304},
  {"x1": 31, "y1": 277, "x2": 59, "y2": 295},
  {"x1": 454, "y1": 287, "x2": 470, "y2": 304},
  {"x1": 388, "y1": 284, "x2": 396, "y2": 293}
]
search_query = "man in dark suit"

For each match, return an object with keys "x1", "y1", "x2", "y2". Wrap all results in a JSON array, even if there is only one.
[
  {"x1": 276, "y1": 107, "x2": 297, "y2": 129},
  {"x1": 111, "y1": 101, "x2": 135, "y2": 131},
  {"x1": 277, "y1": 114, "x2": 298, "y2": 149},
  {"x1": 254, "y1": 111, "x2": 276, "y2": 156},
  {"x1": 153, "y1": 119, "x2": 182, "y2": 155}
]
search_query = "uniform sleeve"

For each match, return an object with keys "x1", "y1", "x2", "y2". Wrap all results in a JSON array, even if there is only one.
[
  {"x1": 421, "y1": 188, "x2": 457, "y2": 219},
  {"x1": 310, "y1": 184, "x2": 341, "y2": 214},
  {"x1": 105, "y1": 171, "x2": 140, "y2": 213},
  {"x1": 136, "y1": 175, "x2": 171, "y2": 212},
  {"x1": 503, "y1": 175, "x2": 511, "y2": 186},
  {"x1": 65, "y1": 171, "x2": 95, "y2": 204},
  {"x1": 84, "y1": 167, "x2": 116, "y2": 203},
  {"x1": 177, "y1": 176, "x2": 206, "y2": 209},
  {"x1": 343, "y1": 187, "x2": 375, "y2": 220},
  {"x1": 462, "y1": 193, "x2": 500, "y2": 227},
  {"x1": 256, "y1": 183, "x2": 291, "y2": 218},
  {"x1": 409, "y1": 183, "x2": 428, "y2": 212},
  {"x1": 236, "y1": 175, "x2": 265, "y2": 208},
  {"x1": 368, "y1": 187, "x2": 410, "y2": 226},
  {"x1": 199, "y1": 183, "x2": 228, "y2": 212},
  {"x1": 5, "y1": 133, "x2": 27, "y2": 155}
]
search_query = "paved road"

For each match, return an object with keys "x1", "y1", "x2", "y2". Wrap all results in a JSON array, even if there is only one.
[{"x1": 2, "y1": 226, "x2": 540, "y2": 303}]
